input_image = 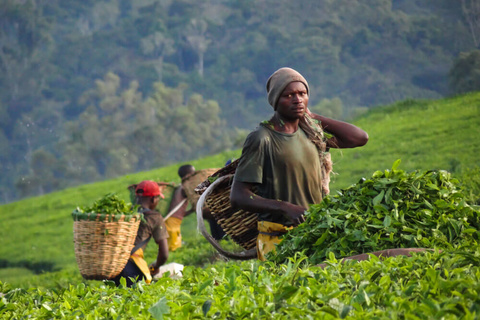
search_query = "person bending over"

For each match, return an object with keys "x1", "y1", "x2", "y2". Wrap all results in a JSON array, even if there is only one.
[
  {"x1": 165, "y1": 164, "x2": 225, "y2": 251},
  {"x1": 113, "y1": 180, "x2": 169, "y2": 286}
]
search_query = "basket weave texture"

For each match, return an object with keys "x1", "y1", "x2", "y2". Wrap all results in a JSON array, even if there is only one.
[
  {"x1": 73, "y1": 214, "x2": 141, "y2": 280},
  {"x1": 195, "y1": 160, "x2": 259, "y2": 251},
  {"x1": 182, "y1": 168, "x2": 219, "y2": 206},
  {"x1": 204, "y1": 175, "x2": 258, "y2": 250}
]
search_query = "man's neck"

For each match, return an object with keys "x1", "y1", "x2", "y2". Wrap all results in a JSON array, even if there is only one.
[
  {"x1": 270, "y1": 114, "x2": 299, "y2": 134},
  {"x1": 139, "y1": 203, "x2": 155, "y2": 211}
]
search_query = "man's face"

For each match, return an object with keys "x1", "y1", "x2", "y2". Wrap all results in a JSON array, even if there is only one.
[{"x1": 276, "y1": 81, "x2": 309, "y2": 120}]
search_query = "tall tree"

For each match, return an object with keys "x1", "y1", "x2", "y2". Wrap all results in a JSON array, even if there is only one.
[
  {"x1": 141, "y1": 31, "x2": 175, "y2": 82},
  {"x1": 462, "y1": 0, "x2": 480, "y2": 48},
  {"x1": 185, "y1": 19, "x2": 210, "y2": 77}
]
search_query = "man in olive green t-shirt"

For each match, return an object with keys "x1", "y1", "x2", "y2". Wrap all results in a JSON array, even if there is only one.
[
  {"x1": 234, "y1": 121, "x2": 323, "y2": 226},
  {"x1": 230, "y1": 67, "x2": 369, "y2": 260}
]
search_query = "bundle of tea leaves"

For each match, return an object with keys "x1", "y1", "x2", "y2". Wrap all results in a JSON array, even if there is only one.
[{"x1": 271, "y1": 160, "x2": 480, "y2": 264}]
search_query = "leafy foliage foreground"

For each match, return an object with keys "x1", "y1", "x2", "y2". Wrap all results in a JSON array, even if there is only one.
[
  {"x1": 272, "y1": 160, "x2": 480, "y2": 265},
  {"x1": 2, "y1": 249, "x2": 480, "y2": 319}
]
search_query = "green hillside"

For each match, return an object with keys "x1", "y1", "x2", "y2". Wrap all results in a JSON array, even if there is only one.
[
  {"x1": 0, "y1": 93, "x2": 479, "y2": 289},
  {"x1": 328, "y1": 92, "x2": 480, "y2": 192}
]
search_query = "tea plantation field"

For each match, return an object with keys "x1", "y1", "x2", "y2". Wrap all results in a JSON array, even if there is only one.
[{"x1": 1, "y1": 93, "x2": 479, "y2": 319}]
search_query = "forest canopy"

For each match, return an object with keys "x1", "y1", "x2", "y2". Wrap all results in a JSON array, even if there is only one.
[{"x1": 0, "y1": 0, "x2": 478, "y2": 203}]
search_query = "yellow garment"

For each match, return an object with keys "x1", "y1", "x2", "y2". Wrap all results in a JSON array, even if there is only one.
[
  {"x1": 165, "y1": 217, "x2": 182, "y2": 251},
  {"x1": 256, "y1": 221, "x2": 293, "y2": 261},
  {"x1": 130, "y1": 248, "x2": 152, "y2": 284}
]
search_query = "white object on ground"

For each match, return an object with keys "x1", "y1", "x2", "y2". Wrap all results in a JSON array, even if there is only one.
[{"x1": 153, "y1": 262, "x2": 184, "y2": 279}]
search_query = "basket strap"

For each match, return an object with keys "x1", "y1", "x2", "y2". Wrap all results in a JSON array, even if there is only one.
[
  {"x1": 164, "y1": 198, "x2": 187, "y2": 221},
  {"x1": 130, "y1": 236, "x2": 151, "y2": 255}
]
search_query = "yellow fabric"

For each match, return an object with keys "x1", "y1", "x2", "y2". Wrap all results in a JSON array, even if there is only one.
[
  {"x1": 256, "y1": 221, "x2": 293, "y2": 261},
  {"x1": 165, "y1": 216, "x2": 182, "y2": 251},
  {"x1": 130, "y1": 248, "x2": 152, "y2": 284}
]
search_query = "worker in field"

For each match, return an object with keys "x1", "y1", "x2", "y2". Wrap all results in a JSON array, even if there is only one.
[
  {"x1": 113, "y1": 180, "x2": 169, "y2": 286},
  {"x1": 230, "y1": 67, "x2": 369, "y2": 260},
  {"x1": 163, "y1": 165, "x2": 194, "y2": 251},
  {"x1": 165, "y1": 164, "x2": 225, "y2": 251}
]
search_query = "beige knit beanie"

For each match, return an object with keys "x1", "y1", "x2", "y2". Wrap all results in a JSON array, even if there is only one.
[{"x1": 266, "y1": 67, "x2": 309, "y2": 109}]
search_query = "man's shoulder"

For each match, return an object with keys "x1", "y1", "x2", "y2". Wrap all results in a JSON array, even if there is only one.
[
  {"x1": 246, "y1": 123, "x2": 273, "y2": 141},
  {"x1": 139, "y1": 207, "x2": 159, "y2": 214},
  {"x1": 145, "y1": 209, "x2": 161, "y2": 215},
  {"x1": 239, "y1": 125, "x2": 276, "y2": 156},
  {"x1": 140, "y1": 208, "x2": 163, "y2": 220},
  {"x1": 145, "y1": 211, "x2": 166, "y2": 228}
]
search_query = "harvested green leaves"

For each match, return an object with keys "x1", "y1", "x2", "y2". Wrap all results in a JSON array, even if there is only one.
[
  {"x1": 272, "y1": 160, "x2": 480, "y2": 264},
  {"x1": 207, "y1": 176, "x2": 218, "y2": 184},
  {"x1": 72, "y1": 193, "x2": 139, "y2": 221},
  {"x1": 261, "y1": 120, "x2": 274, "y2": 129}
]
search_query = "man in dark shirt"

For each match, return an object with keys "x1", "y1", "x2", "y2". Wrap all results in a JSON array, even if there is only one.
[{"x1": 230, "y1": 67, "x2": 369, "y2": 260}]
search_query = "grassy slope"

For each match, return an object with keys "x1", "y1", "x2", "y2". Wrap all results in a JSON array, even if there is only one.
[
  {"x1": 0, "y1": 93, "x2": 479, "y2": 288},
  {"x1": 328, "y1": 93, "x2": 480, "y2": 191}
]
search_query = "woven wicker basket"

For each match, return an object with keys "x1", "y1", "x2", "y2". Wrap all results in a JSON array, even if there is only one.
[
  {"x1": 195, "y1": 160, "x2": 258, "y2": 259},
  {"x1": 195, "y1": 161, "x2": 238, "y2": 195},
  {"x1": 182, "y1": 168, "x2": 219, "y2": 206},
  {"x1": 203, "y1": 174, "x2": 258, "y2": 250},
  {"x1": 73, "y1": 214, "x2": 141, "y2": 280}
]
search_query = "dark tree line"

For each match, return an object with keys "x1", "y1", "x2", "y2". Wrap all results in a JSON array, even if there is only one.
[{"x1": 0, "y1": 0, "x2": 478, "y2": 203}]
